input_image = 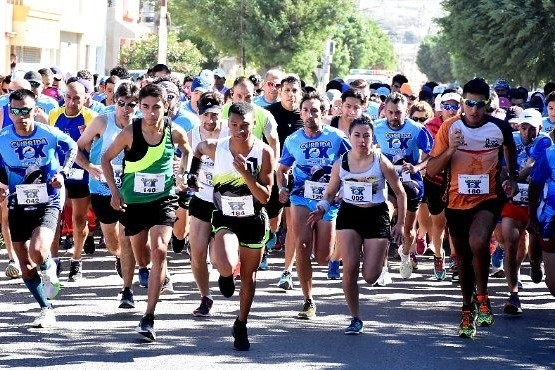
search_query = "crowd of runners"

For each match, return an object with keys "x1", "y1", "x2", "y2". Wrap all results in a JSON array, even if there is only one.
[{"x1": 0, "y1": 64, "x2": 554, "y2": 349}]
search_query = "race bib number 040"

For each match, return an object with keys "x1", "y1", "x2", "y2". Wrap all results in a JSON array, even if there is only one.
[{"x1": 458, "y1": 174, "x2": 489, "y2": 195}]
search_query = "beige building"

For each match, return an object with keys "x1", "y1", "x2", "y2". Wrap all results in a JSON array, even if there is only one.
[{"x1": 0, "y1": 0, "x2": 155, "y2": 78}]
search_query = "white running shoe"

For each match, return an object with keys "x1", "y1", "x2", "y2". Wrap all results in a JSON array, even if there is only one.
[
  {"x1": 374, "y1": 266, "x2": 392, "y2": 286},
  {"x1": 398, "y1": 246, "x2": 413, "y2": 279},
  {"x1": 30, "y1": 307, "x2": 56, "y2": 328}
]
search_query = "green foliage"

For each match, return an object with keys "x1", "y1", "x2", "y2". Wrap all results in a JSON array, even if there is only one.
[
  {"x1": 168, "y1": 0, "x2": 395, "y2": 83},
  {"x1": 331, "y1": 16, "x2": 396, "y2": 78},
  {"x1": 119, "y1": 33, "x2": 206, "y2": 75},
  {"x1": 439, "y1": 0, "x2": 555, "y2": 86},
  {"x1": 416, "y1": 35, "x2": 454, "y2": 82}
]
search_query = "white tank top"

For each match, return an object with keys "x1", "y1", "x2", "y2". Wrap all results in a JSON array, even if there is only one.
[
  {"x1": 191, "y1": 125, "x2": 228, "y2": 202},
  {"x1": 338, "y1": 151, "x2": 387, "y2": 205},
  {"x1": 213, "y1": 137, "x2": 265, "y2": 216}
]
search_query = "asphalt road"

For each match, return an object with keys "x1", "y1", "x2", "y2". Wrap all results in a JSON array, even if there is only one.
[{"x1": 0, "y1": 245, "x2": 554, "y2": 370}]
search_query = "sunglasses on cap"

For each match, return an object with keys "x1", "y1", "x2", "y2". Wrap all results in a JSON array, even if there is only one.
[
  {"x1": 29, "y1": 81, "x2": 41, "y2": 88},
  {"x1": 403, "y1": 94, "x2": 417, "y2": 101},
  {"x1": 116, "y1": 100, "x2": 137, "y2": 108},
  {"x1": 462, "y1": 98, "x2": 490, "y2": 108},
  {"x1": 411, "y1": 116, "x2": 427, "y2": 123},
  {"x1": 9, "y1": 106, "x2": 34, "y2": 116},
  {"x1": 442, "y1": 103, "x2": 459, "y2": 111},
  {"x1": 166, "y1": 94, "x2": 177, "y2": 101}
]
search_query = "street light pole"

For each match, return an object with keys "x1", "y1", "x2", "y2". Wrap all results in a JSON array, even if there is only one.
[{"x1": 158, "y1": 0, "x2": 168, "y2": 64}]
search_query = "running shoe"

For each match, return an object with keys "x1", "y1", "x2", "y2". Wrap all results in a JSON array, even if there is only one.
[
  {"x1": 410, "y1": 252, "x2": 418, "y2": 270},
  {"x1": 433, "y1": 255, "x2": 446, "y2": 281},
  {"x1": 67, "y1": 259, "x2": 82, "y2": 282},
  {"x1": 160, "y1": 273, "x2": 174, "y2": 295},
  {"x1": 327, "y1": 260, "x2": 341, "y2": 280},
  {"x1": 345, "y1": 317, "x2": 363, "y2": 335},
  {"x1": 258, "y1": 249, "x2": 269, "y2": 271},
  {"x1": 458, "y1": 309, "x2": 476, "y2": 338},
  {"x1": 136, "y1": 314, "x2": 156, "y2": 341},
  {"x1": 266, "y1": 232, "x2": 277, "y2": 250},
  {"x1": 138, "y1": 267, "x2": 149, "y2": 288},
  {"x1": 490, "y1": 268, "x2": 506, "y2": 278},
  {"x1": 193, "y1": 296, "x2": 213, "y2": 317},
  {"x1": 504, "y1": 294, "x2": 522, "y2": 315},
  {"x1": 115, "y1": 256, "x2": 122, "y2": 278},
  {"x1": 5, "y1": 259, "x2": 21, "y2": 279},
  {"x1": 54, "y1": 258, "x2": 62, "y2": 278},
  {"x1": 416, "y1": 238, "x2": 427, "y2": 255},
  {"x1": 119, "y1": 288, "x2": 135, "y2": 309},
  {"x1": 373, "y1": 266, "x2": 392, "y2": 287},
  {"x1": 84, "y1": 235, "x2": 96, "y2": 255},
  {"x1": 278, "y1": 270, "x2": 293, "y2": 290},
  {"x1": 398, "y1": 247, "x2": 413, "y2": 279},
  {"x1": 30, "y1": 307, "x2": 56, "y2": 328},
  {"x1": 298, "y1": 298, "x2": 316, "y2": 319},
  {"x1": 450, "y1": 256, "x2": 459, "y2": 283},
  {"x1": 218, "y1": 274, "x2": 235, "y2": 298},
  {"x1": 172, "y1": 235, "x2": 185, "y2": 254},
  {"x1": 530, "y1": 261, "x2": 543, "y2": 284},
  {"x1": 491, "y1": 244, "x2": 504, "y2": 270},
  {"x1": 424, "y1": 247, "x2": 435, "y2": 256},
  {"x1": 41, "y1": 259, "x2": 61, "y2": 299},
  {"x1": 233, "y1": 318, "x2": 250, "y2": 351},
  {"x1": 476, "y1": 294, "x2": 494, "y2": 327}
]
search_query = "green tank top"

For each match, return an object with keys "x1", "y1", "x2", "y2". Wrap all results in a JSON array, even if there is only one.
[
  {"x1": 120, "y1": 118, "x2": 175, "y2": 204},
  {"x1": 222, "y1": 103, "x2": 266, "y2": 139}
]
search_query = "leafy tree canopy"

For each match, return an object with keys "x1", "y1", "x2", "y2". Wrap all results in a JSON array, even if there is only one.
[
  {"x1": 438, "y1": 0, "x2": 555, "y2": 86},
  {"x1": 119, "y1": 33, "x2": 206, "y2": 75},
  {"x1": 169, "y1": 0, "x2": 396, "y2": 82}
]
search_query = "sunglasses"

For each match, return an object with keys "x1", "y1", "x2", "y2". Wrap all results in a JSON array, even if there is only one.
[
  {"x1": 403, "y1": 94, "x2": 417, "y2": 101},
  {"x1": 29, "y1": 81, "x2": 41, "y2": 88},
  {"x1": 266, "y1": 81, "x2": 281, "y2": 89},
  {"x1": 411, "y1": 116, "x2": 427, "y2": 123},
  {"x1": 116, "y1": 100, "x2": 137, "y2": 108},
  {"x1": 9, "y1": 106, "x2": 34, "y2": 116},
  {"x1": 462, "y1": 98, "x2": 490, "y2": 108},
  {"x1": 442, "y1": 103, "x2": 460, "y2": 111},
  {"x1": 166, "y1": 94, "x2": 176, "y2": 101}
]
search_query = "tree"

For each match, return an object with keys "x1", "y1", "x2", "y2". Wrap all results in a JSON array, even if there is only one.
[
  {"x1": 439, "y1": 0, "x2": 555, "y2": 86},
  {"x1": 168, "y1": 0, "x2": 359, "y2": 82},
  {"x1": 416, "y1": 35, "x2": 454, "y2": 82},
  {"x1": 119, "y1": 33, "x2": 206, "y2": 75},
  {"x1": 331, "y1": 16, "x2": 396, "y2": 78}
]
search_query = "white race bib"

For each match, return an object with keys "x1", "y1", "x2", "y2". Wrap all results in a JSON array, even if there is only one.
[
  {"x1": 133, "y1": 173, "x2": 165, "y2": 194},
  {"x1": 343, "y1": 180, "x2": 373, "y2": 203},
  {"x1": 198, "y1": 169, "x2": 214, "y2": 187},
  {"x1": 100, "y1": 165, "x2": 123, "y2": 187},
  {"x1": 458, "y1": 174, "x2": 489, "y2": 195},
  {"x1": 68, "y1": 168, "x2": 84, "y2": 181},
  {"x1": 221, "y1": 195, "x2": 254, "y2": 217},
  {"x1": 394, "y1": 165, "x2": 412, "y2": 182},
  {"x1": 16, "y1": 183, "x2": 48, "y2": 205},
  {"x1": 304, "y1": 180, "x2": 327, "y2": 200},
  {"x1": 512, "y1": 183, "x2": 529, "y2": 204}
]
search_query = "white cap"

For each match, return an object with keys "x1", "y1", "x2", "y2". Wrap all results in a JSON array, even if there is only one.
[
  {"x1": 213, "y1": 68, "x2": 226, "y2": 78},
  {"x1": 434, "y1": 94, "x2": 443, "y2": 112},
  {"x1": 433, "y1": 85, "x2": 445, "y2": 95},
  {"x1": 441, "y1": 92, "x2": 462, "y2": 103},
  {"x1": 518, "y1": 108, "x2": 542, "y2": 128}
]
